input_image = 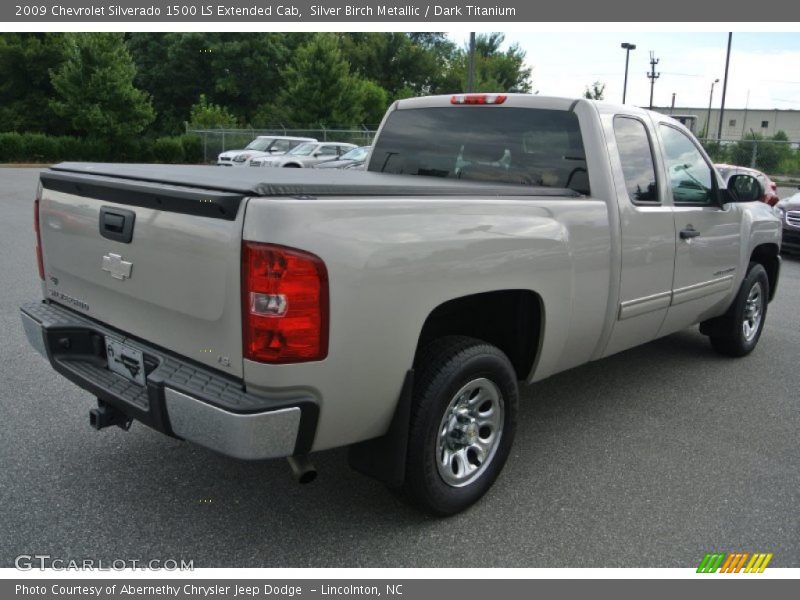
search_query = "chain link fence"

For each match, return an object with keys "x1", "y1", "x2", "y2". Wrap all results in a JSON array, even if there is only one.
[
  {"x1": 185, "y1": 126, "x2": 379, "y2": 163},
  {"x1": 182, "y1": 127, "x2": 800, "y2": 181},
  {"x1": 698, "y1": 138, "x2": 800, "y2": 181}
]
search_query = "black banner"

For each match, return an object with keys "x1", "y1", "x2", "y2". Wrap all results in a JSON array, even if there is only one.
[
  {"x1": 4, "y1": 579, "x2": 799, "y2": 600},
  {"x1": 4, "y1": 0, "x2": 800, "y2": 22}
]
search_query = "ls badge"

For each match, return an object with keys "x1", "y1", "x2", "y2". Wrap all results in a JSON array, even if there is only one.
[{"x1": 101, "y1": 253, "x2": 133, "y2": 280}]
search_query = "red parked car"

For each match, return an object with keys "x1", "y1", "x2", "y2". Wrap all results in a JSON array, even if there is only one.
[{"x1": 715, "y1": 164, "x2": 780, "y2": 206}]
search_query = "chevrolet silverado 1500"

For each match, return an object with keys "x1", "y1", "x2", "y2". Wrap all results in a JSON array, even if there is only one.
[{"x1": 20, "y1": 94, "x2": 781, "y2": 514}]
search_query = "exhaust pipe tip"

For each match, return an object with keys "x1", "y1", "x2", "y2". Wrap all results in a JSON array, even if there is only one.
[{"x1": 287, "y1": 455, "x2": 317, "y2": 484}]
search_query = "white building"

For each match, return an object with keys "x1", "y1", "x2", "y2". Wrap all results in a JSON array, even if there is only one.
[{"x1": 652, "y1": 107, "x2": 800, "y2": 140}]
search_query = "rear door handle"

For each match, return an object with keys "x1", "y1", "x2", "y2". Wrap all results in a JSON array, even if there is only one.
[{"x1": 679, "y1": 226, "x2": 701, "y2": 240}]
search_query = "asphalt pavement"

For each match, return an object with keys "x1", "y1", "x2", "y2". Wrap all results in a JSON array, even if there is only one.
[{"x1": 1, "y1": 168, "x2": 797, "y2": 568}]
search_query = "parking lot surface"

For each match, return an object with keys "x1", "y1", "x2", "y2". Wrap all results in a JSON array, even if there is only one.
[{"x1": 1, "y1": 168, "x2": 797, "y2": 567}]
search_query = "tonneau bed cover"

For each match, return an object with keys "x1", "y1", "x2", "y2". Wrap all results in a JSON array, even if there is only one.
[{"x1": 46, "y1": 162, "x2": 580, "y2": 198}]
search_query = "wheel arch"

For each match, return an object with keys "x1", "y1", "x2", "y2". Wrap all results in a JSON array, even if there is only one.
[
  {"x1": 413, "y1": 289, "x2": 544, "y2": 381},
  {"x1": 750, "y1": 243, "x2": 780, "y2": 302}
]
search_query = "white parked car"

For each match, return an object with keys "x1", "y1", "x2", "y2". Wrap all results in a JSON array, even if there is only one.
[
  {"x1": 217, "y1": 136, "x2": 316, "y2": 167},
  {"x1": 250, "y1": 142, "x2": 358, "y2": 168}
]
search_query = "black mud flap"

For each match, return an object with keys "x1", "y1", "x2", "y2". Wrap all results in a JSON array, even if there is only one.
[{"x1": 347, "y1": 370, "x2": 414, "y2": 488}]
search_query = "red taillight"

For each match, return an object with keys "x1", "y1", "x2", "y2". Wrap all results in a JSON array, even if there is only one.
[
  {"x1": 451, "y1": 94, "x2": 507, "y2": 105},
  {"x1": 34, "y1": 191, "x2": 44, "y2": 280},
  {"x1": 242, "y1": 242, "x2": 328, "y2": 364}
]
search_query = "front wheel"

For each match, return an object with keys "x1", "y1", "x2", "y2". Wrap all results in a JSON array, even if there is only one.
[
  {"x1": 708, "y1": 262, "x2": 769, "y2": 357},
  {"x1": 403, "y1": 336, "x2": 518, "y2": 515}
]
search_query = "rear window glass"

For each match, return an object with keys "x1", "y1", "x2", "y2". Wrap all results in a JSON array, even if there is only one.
[
  {"x1": 368, "y1": 106, "x2": 590, "y2": 194},
  {"x1": 613, "y1": 116, "x2": 658, "y2": 203}
]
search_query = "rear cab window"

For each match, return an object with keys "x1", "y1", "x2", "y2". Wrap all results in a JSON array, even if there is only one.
[
  {"x1": 368, "y1": 106, "x2": 590, "y2": 195},
  {"x1": 613, "y1": 116, "x2": 659, "y2": 204}
]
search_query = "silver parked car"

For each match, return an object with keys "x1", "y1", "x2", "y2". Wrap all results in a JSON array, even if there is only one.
[
  {"x1": 217, "y1": 136, "x2": 316, "y2": 167},
  {"x1": 313, "y1": 146, "x2": 371, "y2": 170},
  {"x1": 250, "y1": 142, "x2": 358, "y2": 168}
]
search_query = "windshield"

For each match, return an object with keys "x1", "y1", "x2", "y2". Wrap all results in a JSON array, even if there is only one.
[
  {"x1": 288, "y1": 142, "x2": 317, "y2": 156},
  {"x1": 368, "y1": 106, "x2": 589, "y2": 194},
  {"x1": 244, "y1": 138, "x2": 273, "y2": 151},
  {"x1": 341, "y1": 147, "x2": 370, "y2": 161}
]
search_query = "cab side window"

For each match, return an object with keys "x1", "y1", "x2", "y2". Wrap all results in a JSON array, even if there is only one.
[
  {"x1": 659, "y1": 125, "x2": 716, "y2": 205},
  {"x1": 614, "y1": 117, "x2": 658, "y2": 203}
]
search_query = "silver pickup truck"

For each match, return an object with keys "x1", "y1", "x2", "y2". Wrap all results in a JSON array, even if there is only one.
[{"x1": 20, "y1": 94, "x2": 781, "y2": 515}]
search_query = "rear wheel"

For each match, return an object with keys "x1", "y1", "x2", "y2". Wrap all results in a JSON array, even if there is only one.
[
  {"x1": 708, "y1": 262, "x2": 769, "y2": 357},
  {"x1": 403, "y1": 336, "x2": 518, "y2": 515}
]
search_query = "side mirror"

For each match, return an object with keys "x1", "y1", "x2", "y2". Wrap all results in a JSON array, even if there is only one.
[{"x1": 725, "y1": 173, "x2": 763, "y2": 203}]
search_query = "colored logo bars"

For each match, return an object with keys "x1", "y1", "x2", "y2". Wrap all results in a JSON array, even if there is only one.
[{"x1": 697, "y1": 552, "x2": 773, "y2": 573}]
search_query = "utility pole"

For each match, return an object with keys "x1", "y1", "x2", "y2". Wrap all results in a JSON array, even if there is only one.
[
  {"x1": 466, "y1": 32, "x2": 476, "y2": 93},
  {"x1": 717, "y1": 32, "x2": 732, "y2": 141},
  {"x1": 647, "y1": 51, "x2": 660, "y2": 110},
  {"x1": 670, "y1": 93, "x2": 676, "y2": 115},
  {"x1": 741, "y1": 89, "x2": 750, "y2": 138}
]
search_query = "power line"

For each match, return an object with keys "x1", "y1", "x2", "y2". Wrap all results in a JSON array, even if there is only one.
[{"x1": 659, "y1": 72, "x2": 704, "y2": 78}]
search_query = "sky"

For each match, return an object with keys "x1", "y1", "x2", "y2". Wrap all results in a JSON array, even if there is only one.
[{"x1": 447, "y1": 32, "x2": 800, "y2": 110}]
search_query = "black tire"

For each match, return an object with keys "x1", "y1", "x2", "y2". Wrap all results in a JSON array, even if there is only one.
[
  {"x1": 708, "y1": 262, "x2": 769, "y2": 357},
  {"x1": 403, "y1": 336, "x2": 518, "y2": 516}
]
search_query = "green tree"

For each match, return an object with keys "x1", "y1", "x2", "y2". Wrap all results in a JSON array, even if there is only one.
[
  {"x1": 353, "y1": 79, "x2": 389, "y2": 125},
  {"x1": 275, "y1": 33, "x2": 364, "y2": 126},
  {"x1": 341, "y1": 33, "x2": 458, "y2": 98},
  {"x1": 50, "y1": 33, "x2": 154, "y2": 139},
  {"x1": 450, "y1": 33, "x2": 532, "y2": 93},
  {"x1": 0, "y1": 33, "x2": 66, "y2": 133},
  {"x1": 127, "y1": 33, "x2": 305, "y2": 133},
  {"x1": 209, "y1": 33, "x2": 308, "y2": 125},
  {"x1": 584, "y1": 81, "x2": 605, "y2": 100},
  {"x1": 730, "y1": 131, "x2": 790, "y2": 173},
  {"x1": 188, "y1": 94, "x2": 239, "y2": 128},
  {"x1": 127, "y1": 33, "x2": 218, "y2": 134}
]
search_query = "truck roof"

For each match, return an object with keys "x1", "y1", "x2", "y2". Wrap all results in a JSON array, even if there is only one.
[{"x1": 392, "y1": 93, "x2": 665, "y2": 122}]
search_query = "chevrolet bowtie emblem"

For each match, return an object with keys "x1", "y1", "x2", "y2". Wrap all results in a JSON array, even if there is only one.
[{"x1": 101, "y1": 253, "x2": 133, "y2": 280}]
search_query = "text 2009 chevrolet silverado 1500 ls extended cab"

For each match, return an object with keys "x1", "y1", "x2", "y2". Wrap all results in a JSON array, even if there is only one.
[{"x1": 20, "y1": 94, "x2": 781, "y2": 514}]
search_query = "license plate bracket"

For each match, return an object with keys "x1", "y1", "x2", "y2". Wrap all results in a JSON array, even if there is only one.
[{"x1": 105, "y1": 338, "x2": 146, "y2": 386}]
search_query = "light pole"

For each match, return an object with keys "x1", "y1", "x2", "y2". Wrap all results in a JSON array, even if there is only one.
[
  {"x1": 621, "y1": 42, "x2": 636, "y2": 103},
  {"x1": 705, "y1": 78, "x2": 719, "y2": 140}
]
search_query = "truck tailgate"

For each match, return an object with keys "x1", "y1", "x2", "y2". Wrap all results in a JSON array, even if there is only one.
[{"x1": 38, "y1": 170, "x2": 246, "y2": 378}]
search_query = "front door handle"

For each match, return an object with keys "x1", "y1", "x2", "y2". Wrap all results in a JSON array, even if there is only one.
[{"x1": 679, "y1": 226, "x2": 701, "y2": 240}]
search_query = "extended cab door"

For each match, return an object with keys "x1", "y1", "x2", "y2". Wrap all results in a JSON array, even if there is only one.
[
  {"x1": 655, "y1": 122, "x2": 742, "y2": 335},
  {"x1": 601, "y1": 114, "x2": 677, "y2": 356}
]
